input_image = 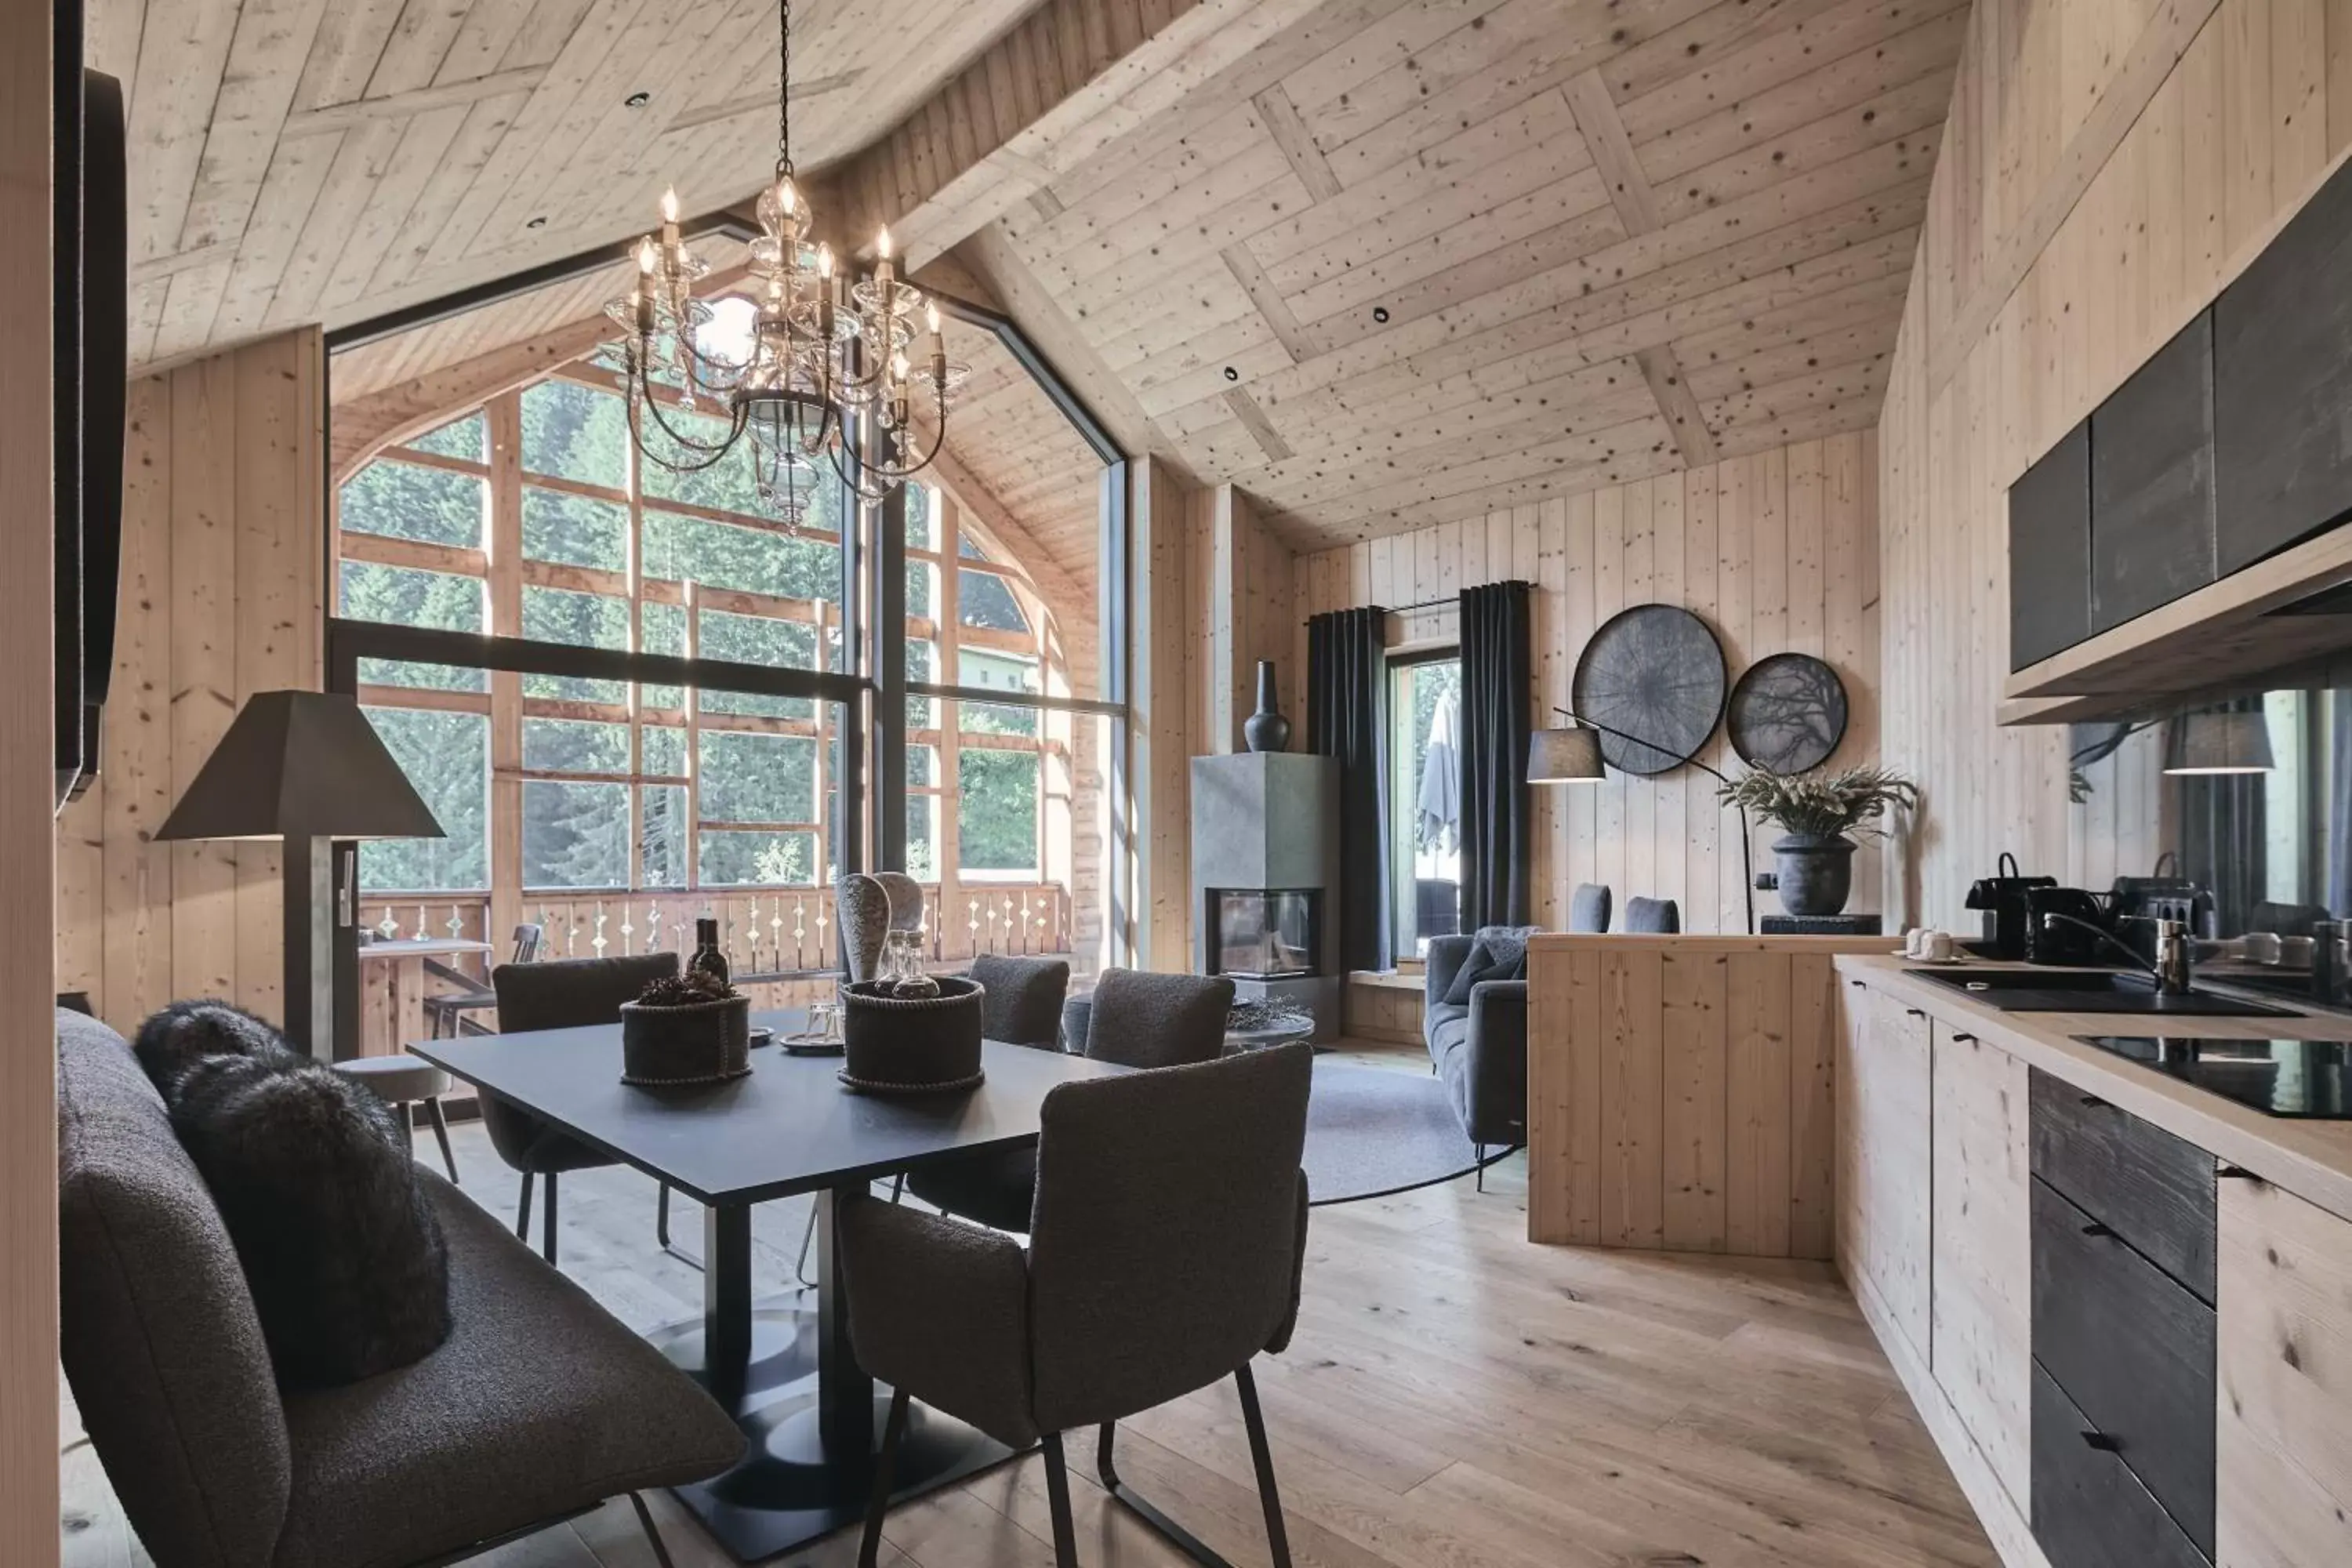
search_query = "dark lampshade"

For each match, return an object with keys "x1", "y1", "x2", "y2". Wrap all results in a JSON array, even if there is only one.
[
  {"x1": 156, "y1": 690, "x2": 445, "y2": 842},
  {"x1": 2163, "y1": 709, "x2": 2275, "y2": 776},
  {"x1": 1527, "y1": 726, "x2": 1607, "y2": 784}
]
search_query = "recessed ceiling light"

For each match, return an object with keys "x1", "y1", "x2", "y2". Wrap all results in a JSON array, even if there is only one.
[
  {"x1": 525, "y1": 216, "x2": 546, "y2": 228},
  {"x1": 1224, "y1": 366, "x2": 1239, "y2": 381},
  {"x1": 624, "y1": 90, "x2": 651, "y2": 108},
  {"x1": 1372, "y1": 306, "x2": 1390, "y2": 323}
]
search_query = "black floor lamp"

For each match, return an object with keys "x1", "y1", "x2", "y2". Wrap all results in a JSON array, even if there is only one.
[
  {"x1": 1526, "y1": 707, "x2": 1755, "y2": 935},
  {"x1": 156, "y1": 691, "x2": 445, "y2": 1058}
]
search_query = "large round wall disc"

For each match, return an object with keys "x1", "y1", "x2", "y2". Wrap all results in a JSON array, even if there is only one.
[
  {"x1": 1570, "y1": 604, "x2": 1726, "y2": 775},
  {"x1": 1727, "y1": 652, "x2": 1848, "y2": 775}
]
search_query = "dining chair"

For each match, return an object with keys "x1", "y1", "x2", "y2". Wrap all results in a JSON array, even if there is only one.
[
  {"x1": 904, "y1": 968, "x2": 1232, "y2": 1232},
  {"x1": 970, "y1": 953, "x2": 1070, "y2": 1051},
  {"x1": 841, "y1": 1043, "x2": 1312, "y2": 1568},
  {"x1": 424, "y1": 923, "x2": 544, "y2": 1039},
  {"x1": 1568, "y1": 882, "x2": 1613, "y2": 933},
  {"x1": 1624, "y1": 896, "x2": 1681, "y2": 933},
  {"x1": 487, "y1": 952, "x2": 679, "y2": 1265}
]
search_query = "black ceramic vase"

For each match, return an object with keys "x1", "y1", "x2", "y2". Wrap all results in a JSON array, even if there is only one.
[
  {"x1": 1243, "y1": 660, "x2": 1291, "y2": 753},
  {"x1": 1772, "y1": 833, "x2": 1856, "y2": 916}
]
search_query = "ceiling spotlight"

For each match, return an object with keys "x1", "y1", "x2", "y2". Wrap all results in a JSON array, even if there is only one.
[
  {"x1": 1372, "y1": 306, "x2": 1389, "y2": 323},
  {"x1": 1224, "y1": 366, "x2": 1240, "y2": 382},
  {"x1": 624, "y1": 90, "x2": 652, "y2": 108},
  {"x1": 525, "y1": 216, "x2": 547, "y2": 228}
]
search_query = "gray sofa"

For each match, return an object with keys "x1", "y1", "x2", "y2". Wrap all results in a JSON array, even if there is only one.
[
  {"x1": 1422, "y1": 936, "x2": 1526, "y2": 1148},
  {"x1": 56, "y1": 1007, "x2": 745, "y2": 1568}
]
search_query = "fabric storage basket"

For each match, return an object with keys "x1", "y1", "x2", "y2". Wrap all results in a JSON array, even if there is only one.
[
  {"x1": 839, "y1": 978, "x2": 985, "y2": 1093},
  {"x1": 620, "y1": 995, "x2": 753, "y2": 1085}
]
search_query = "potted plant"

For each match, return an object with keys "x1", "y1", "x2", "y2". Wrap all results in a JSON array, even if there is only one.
[
  {"x1": 620, "y1": 968, "x2": 753, "y2": 1086},
  {"x1": 1719, "y1": 765, "x2": 1919, "y2": 917}
]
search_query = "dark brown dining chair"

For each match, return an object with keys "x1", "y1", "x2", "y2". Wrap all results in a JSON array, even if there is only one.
[
  {"x1": 487, "y1": 952, "x2": 678, "y2": 1265},
  {"x1": 970, "y1": 953, "x2": 1071, "y2": 1050},
  {"x1": 425, "y1": 923, "x2": 544, "y2": 1039},
  {"x1": 841, "y1": 1044, "x2": 1312, "y2": 1568}
]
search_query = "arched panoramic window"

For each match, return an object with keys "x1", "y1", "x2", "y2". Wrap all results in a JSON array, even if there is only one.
[{"x1": 327, "y1": 282, "x2": 1120, "y2": 1044}]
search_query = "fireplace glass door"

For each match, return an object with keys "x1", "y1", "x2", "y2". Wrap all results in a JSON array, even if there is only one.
[{"x1": 1209, "y1": 889, "x2": 1319, "y2": 979}]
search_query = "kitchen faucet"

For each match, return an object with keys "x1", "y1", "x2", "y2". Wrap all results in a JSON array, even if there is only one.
[{"x1": 2040, "y1": 912, "x2": 2194, "y2": 995}]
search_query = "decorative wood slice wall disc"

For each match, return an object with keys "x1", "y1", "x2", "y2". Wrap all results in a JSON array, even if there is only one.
[
  {"x1": 1727, "y1": 653, "x2": 1849, "y2": 775},
  {"x1": 1571, "y1": 604, "x2": 1726, "y2": 775}
]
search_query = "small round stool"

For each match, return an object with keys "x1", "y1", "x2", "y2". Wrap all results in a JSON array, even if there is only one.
[{"x1": 333, "y1": 1054, "x2": 460, "y2": 1183}]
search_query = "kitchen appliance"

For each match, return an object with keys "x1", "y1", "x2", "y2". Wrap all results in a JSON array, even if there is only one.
[
  {"x1": 2074, "y1": 1035, "x2": 2352, "y2": 1118},
  {"x1": 1965, "y1": 851, "x2": 2056, "y2": 959},
  {"x1": 2024, "y1": 885, "x2": 2115, "y2": 964}
]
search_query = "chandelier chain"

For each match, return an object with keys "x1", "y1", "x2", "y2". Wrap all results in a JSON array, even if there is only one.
[{"x1": 776, "y1": 0, "x2": 793, "y2": 177}]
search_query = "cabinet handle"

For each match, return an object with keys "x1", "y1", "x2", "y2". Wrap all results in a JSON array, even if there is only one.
[
  {"x1": 1904, "y1": 1007, "x2": 1926, "y2": 1018},
  {"x1": 1849, "y1": 979, "x2": 1867, "y2": 988},
  {"x1": 1949, "y1": 1032, "x2": 1976, "y2": 1043},
  {"x1": 2217, "y1": 1164, "x2": 2264, "y2": 1183},
  {"x1": 2080, "y1": 1431, "x2": 2122, "y2": 1454},
  {"x1": 2079, "y1": 1094, "x2": 2107, "y2": 1109},
  {"x1": 2081, "y1": 1221, "x2": 2114, "y2": 1239}
]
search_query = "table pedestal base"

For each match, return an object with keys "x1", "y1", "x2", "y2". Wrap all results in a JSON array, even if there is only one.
[{"x1": 649, "y1": 1295, "x2": 1023, "y2": 1562}]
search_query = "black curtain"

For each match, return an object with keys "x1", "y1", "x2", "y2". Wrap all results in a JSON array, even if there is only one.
[
  {"x1": 1459, "y1": 580, "x2": 1533, "y2": 928},
  {"x1": 1308, "y1": 607, "x2": 1391, "y2": 971}
]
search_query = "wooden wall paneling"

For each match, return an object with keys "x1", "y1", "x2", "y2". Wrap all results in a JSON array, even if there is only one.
[
  {"x1": 1659, "y1": 945, "x2": 1728, "y2": 1250},
  {"x1": 1930, "y1": 1020, "x2": 2033, "y2": 1515},
  {"x1": 169, "y1": 351, "x2": 242, "y2": 1003},
  {"x1": 2, "y1": 0, "x2": 57, "y2": 1545},
  {"x1": 1130, "y1": 454, "x2": 1200, "y2": 970}
]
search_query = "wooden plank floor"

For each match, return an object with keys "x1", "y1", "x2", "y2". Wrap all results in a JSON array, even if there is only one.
[{"x1": 60, "y1": 1043, "x2": 1999, "y2": 1568}]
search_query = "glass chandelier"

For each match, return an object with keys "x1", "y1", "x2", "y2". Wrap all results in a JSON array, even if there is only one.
[{"x1": 606, "y1": 0, "x2": 964, "y2": 519}]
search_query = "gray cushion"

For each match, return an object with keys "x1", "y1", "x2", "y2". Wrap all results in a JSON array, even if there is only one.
[
  {"x1": 1625, "y1": 897, "x2": 1681, "y2": 934},
  {"x1": 970, "y1": 955, "x2": 1070, "y2": 1051},
  {"x1": 272, "y1": 1173, "x2": 744, "y2": 1568},
  {"x1": 1083, "y1": 969, "x2": 1232, "y2": 1069},
  {"x1": 1570, "y1": 883, "x2": 1612, "y2": 933},
  {"x1": 1439, "y1": 924, "x2": 1539, "y2": 1005},
  {"x1": 59, "y1": 1009, "x2": 292, "y2": 1568}
]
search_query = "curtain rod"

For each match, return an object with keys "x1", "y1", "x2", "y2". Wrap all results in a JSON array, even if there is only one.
[{"x1": 1303, "y1": 583, "x2": 1532, "y2": 622}]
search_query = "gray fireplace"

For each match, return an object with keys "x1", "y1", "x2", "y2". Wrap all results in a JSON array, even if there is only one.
[{"x1": 1189, "y1": 753, "x2": 1340, "y2": 1040}]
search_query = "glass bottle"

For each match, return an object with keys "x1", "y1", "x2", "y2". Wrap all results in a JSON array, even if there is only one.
[{"x1": 689, "y1": 916, "x2": 730, "y2": 985}]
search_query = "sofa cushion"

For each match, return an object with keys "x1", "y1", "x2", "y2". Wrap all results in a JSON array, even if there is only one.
[
  {"x1": 58, "y1": 1009, "x2": 293, "y2": 1568},
  {"x1": 272, "y1": 1174, "x2": 745, "y2": 1568},
  {"x1": 143, "y1": 1006, "x2": 452, "y2": 1389},
  {"x1": 1439, "y1": 924, "x2": 1541, "y2": 1005}
]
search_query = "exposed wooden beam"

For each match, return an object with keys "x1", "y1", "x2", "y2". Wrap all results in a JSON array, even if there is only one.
[
  {"x1": 1221, "y1": 244, "x2": 1316, "y2": 363},
  {"x1": 279, "y1": 67, "x2": 550, "y2": 139},
  {"x1": 1562, "y1": 70, "x2": 1662, "y2": 235},
  {"x1": 1222, "y1": 387, "x2": 1294, "y2": 463},
  {"x1": 1250, "y1": 82, "x2": 1341, "y2": 202},
  {"x1": 1635, "y1": 344, "x2": 1718, "y2": 467}
]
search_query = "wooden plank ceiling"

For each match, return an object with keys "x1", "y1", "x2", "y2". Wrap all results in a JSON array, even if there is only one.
[
  {"x1": 92, "y1": 0, "x2": 1040, "y2": 371},
  {"x1": 937, "y1": 0, "x2": 1967, "y2": 550}
]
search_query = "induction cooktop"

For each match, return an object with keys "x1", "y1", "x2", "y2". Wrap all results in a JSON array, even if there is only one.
[{"x1": 2073, "y1": 1036, "x2": 2352, "y2": 1119}]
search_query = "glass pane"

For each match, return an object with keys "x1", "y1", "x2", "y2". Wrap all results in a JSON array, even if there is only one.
[
  {"x1": 358, "y1": 706, "x2": 487, "y2": 891},
  {"x1": 521, "y1": 779, "x2": 629, "y2": 887},
  {"x1": 520, "y1": 379, "x2": 629, "y2": 488},
  {"x1": 908, "y1": 794, "x2": 938, "y2": 880},
  {"x1": 644, "y1": 510, "x2": 841, "y2": 602},
  {"x1": 340, "y1": 459, "x2": 485, "y2": 548},
  {"x1": 698, "y1": 730, "x2": 816, "y2": 824},
  {"x1": 521, "y1": 487, "x2": 627, "y2": 569},
  {"x1": 908, "y1": 744, "x2": 937, "y2": 789},
  {"x1": 521, "y1": 717, "x2": 627, "y2": 774},
  {"x1": 699, "y1": 829, "x2": 818, "y2": 887},
  {"x1": 341, "y1": 562, "x2": 486, "y2": 691},
  {"x1": 1389, "y1": 658, "x2": 1465, "y2": 958},
  {"x1": 642, "y1": 414, "x2": 848, "y2": 539},
  {"x1": 906, "y1": 638, "x2": 935, "y2": 727},
  {"x1": 958, "y1": 748, "x2": 1039, "y2": 875},
  {"x1": 403, "y1": 412, "x2": 486, "y2": 463},
  {"x1": 960, "y1": 699, "x2": 1039, "y2": 740},
  {"x1": 906, "y1": 558, "x2": 936, "y2": 620},
  {"x1": 641, "y1": 785, "x2": 688, "y2": 887},
  {"x1": 960, "y1": 568, "x2": 1029, "y2": 633},
  {"x1": 960, "y1": 532, "x2": 988, "y2": 560},
  {"x1": 521, "y1": 586, "x2": 629, "y2": 702},
  {"x1": 641, "y1": 600, "x2": 686, "y2": 709},
  {"x1": 697, "y1": 609, "x2": 816, "y2": 720},
  {"x1": 641, "y1": 724, "x2": 687, "y2": 778},
  {"x1": 960, "y1": 648, "x2": 1040, "y2": 700},
  {"x1": 905, "y1": 484, "x2": 936, "y2": 549}
]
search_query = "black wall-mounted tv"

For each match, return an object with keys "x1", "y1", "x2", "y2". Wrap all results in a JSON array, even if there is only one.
[{"x1": 54, "y1": 47, "x2": 126, "y2": 810}]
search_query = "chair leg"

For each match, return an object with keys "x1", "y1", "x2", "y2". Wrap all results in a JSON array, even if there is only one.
[
  {"x1": 1235, "y1": 1364, "x2": 1294, "y2": 1568},
  {"x1": 516, "y1": 1171, "x2": 535, "y2": 1245},
  {"x1": 626, "y1": 1492, "x2": 678, "y2": 1568},
  {"x1": 656, "y1": 1181, "x2": 670, "y2": 1246},
  {"x1": 1040, "y1": 1432, "x2": 1080, "y2": 1568},
  {"x1": 542, "y1": 1171, "x2": 559, "y2": 1266},
  {"x1": 1475, "y1": 1145, "x2": 1485, "y2": 1192},
  {"x1": 859, "y1": 1388, "x2": 910, "y2": 1568},
  {"x1": 1098, "y1": 1404, "x2": 1268, "y2": 1568},
  {"x1": 424, "y1": 1098, "x2": 459, "y2": 1185},
  {"x1": 793, "y1": 1203, "x2": 819, "y2": 1289}
]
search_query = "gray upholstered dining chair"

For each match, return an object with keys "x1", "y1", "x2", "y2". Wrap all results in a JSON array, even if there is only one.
[
  {"x1": 1569, "y1": 882, "x2": 1613, "y2": 933},
  {"x1": 842, "y1": 1043, "x2": 1312, "y2": 1568},
  {"x1": 488, "y1": 952, "x2": 679, "y2": 1265},
  {"x1": 970, "y1": 953, "x2": 1071, "y2": 1050},
  {"x1": 1625, "y1": 896, "x2": 1681, "y2": 933},
  {"x1": 904, "y1": 968, "x2": 1233, "y2": 1231},
  {"x1": 423, "y1": 921, "x2": 543, "y2": 1039},
  {"x1": 57, "y1": 1007, "x2": 745, "y2": 1568}
]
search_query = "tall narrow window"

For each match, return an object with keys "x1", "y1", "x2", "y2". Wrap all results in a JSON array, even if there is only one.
[{"x1": 1389, "y1": 654, "x2": 1465, "y2": 957}]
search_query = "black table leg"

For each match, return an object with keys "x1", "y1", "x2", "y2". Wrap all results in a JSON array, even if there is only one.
[
  {"x1": 703, "y1": 1203, "x2": 753, "y2": 1406},
  {"x1": 814, "y1": 1182, "x2": 873, "y2": 1458}
]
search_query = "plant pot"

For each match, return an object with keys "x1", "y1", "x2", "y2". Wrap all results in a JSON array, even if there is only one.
[
  {"x1": 839, "y1": 976, "x2": 985, "y2": 1093},
  {"x1": 1771, "y1": 833, "x2": 1856, "y2": 917},
  {"x1": 1243, "y1": 660, "x2": 1291, "y2": 753},
  {"x1": 620, "y1": 994, "x2": 752, "y2": 1085}
]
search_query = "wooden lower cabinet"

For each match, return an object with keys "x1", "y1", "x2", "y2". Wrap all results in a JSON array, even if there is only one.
[
  {"x1": 1933, "y1": 1025, "x2": 2033, "y2": 1510},
  {"x1": 1838, "y1": 985, "x2": 1933, "y2": 1359},
  {"x1": 2216, "y1": 1178, "x2": 2352, "y2": 1566}
]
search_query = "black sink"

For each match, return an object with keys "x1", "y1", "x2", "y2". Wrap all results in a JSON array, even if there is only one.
[{"x1": 1913, "y1": 967, "x2": 2300, "y2": 1018}]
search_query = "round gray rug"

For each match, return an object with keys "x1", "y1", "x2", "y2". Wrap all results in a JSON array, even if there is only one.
[{"x1": 1303, "y1": 1061, "x2": 1510, "y2": 1205}]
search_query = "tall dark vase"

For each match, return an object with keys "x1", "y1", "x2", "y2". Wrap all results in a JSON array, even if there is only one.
[
  {"x1": 1243, "y1": 660, "x2": 1291, "y2": 753},
  {"x1": 1773, "y1": 833, "x2": 1856, "y2": 916}
]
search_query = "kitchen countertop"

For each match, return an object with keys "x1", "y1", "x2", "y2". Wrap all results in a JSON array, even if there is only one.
[{"x1": 1838, "y1": 953, "x2": 2352, "y2": 1224}]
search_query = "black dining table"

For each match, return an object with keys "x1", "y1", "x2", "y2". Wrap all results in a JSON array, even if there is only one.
[{"x1": 412, "y1": 1010, "x2": 1127, "y2": 1563}]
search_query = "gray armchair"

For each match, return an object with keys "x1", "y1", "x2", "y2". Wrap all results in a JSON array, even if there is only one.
[
  {"x1": 1423, "y1": 936, "x2": 1526, "y2": 1154},
  {"x1": 842, "y1": 1044, "x2": 1312, "y2": 1568},
  {"x1": 56, "y1": 1008, "x2": 743, "y2": 1568}
]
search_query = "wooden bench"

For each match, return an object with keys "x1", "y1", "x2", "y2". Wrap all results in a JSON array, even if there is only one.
[{"x1": 1345, "y1": 969, "x2": 1425, "y2": 1045}]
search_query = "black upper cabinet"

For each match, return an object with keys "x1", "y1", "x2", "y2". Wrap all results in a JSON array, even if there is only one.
[
  {"x1": 2089, "y1": 311, "x2": 2218, "y2": 636},
  {"x1": 2215, "y1": 154, "x2": 2352, "y2": 574},
  {"x1": 2009, "y1": 419, "x2": 2092, "y2": 670}
]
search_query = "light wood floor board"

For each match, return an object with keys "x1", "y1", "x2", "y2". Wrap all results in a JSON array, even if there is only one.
[{"x1": 60, "y1": 1042, "x2": 1998, "y2": 1568}]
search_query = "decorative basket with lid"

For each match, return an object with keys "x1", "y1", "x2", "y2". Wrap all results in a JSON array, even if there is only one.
[{"x1": 838, "y1": 976, "x2": 985, "y2": 1093}]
